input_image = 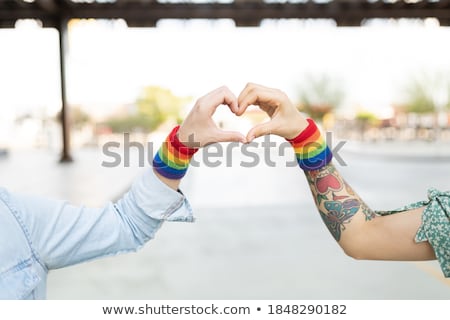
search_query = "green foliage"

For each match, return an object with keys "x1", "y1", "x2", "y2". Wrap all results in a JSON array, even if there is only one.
[
  {"x1": 402, "y1": 72, "x2": 450, "y2": 114},
  {"x1": 446, "y1": 82, "x2": 450, "y2": 110},
  {"x1": 136, "y1": 86, "x2": 191, "y2": 131},
  {"x1": 297, "y1": 74, "x2": 345, "y2": 120},
  {"x1": 104, "y1": 86, "x2": 191, "y2": 133},
  {"x1": 104, "y1": 115, "x2": 150, "y2": 133},
  {"x1": 355, "y1": 111, "x2": 379, "y2": 126},
  {"x1": 403, "y1": 79, "x2": 436, "y2": 114}
]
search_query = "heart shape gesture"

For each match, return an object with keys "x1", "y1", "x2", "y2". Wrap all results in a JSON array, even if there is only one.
[
  {"x1": 237, "y1": 83, "x2": 309, "y2": 142},
  {"x1": 178, "y1": 83, "x2": 310, "y2": 148},
  {"x1": 177, "y1": 86, "x2": 247, "y2": 148}
]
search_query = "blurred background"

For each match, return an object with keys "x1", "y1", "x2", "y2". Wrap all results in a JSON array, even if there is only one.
[{"x1": 0, "y1": 0, "x2": 450, "y2": 299}]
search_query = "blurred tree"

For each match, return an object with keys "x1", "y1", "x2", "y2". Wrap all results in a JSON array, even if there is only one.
[
  {"x1": 136, "y1": 86, "x2": 191, "y2": 131},
  {"x1": 104, "y1": 86, "x2": 191, "y2": 133},
  {"x1": 55, "y1": 106, "x2": 91, "y2": 129},
  {"x1": 402, "y1": 72, "x2": 450, "y2": 114},
  {"x1": 355, "y1": 110, "x2": 380, "y2": 141},
  {"x1": 446, "y1": 82, "x2": 450, "y2": 110},
  {"x1": 403, "y1": 79, "x2": 436, "y2": 114},
  {"x1": 71, "y1": 106, "x2": 91, "y2": 129},
  {"x1": 297, "y1": 74, "x2": 345, "y2": 121},
  {"x1": 355, "y1": 111, "x2": 379, "y2": 126},
  {"x1": 104, "y1": 115, "x2": 149, "y2": 133}
]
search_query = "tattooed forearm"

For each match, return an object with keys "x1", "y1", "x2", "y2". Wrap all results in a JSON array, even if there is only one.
[
  {"x1": 305, "y1": 163, "x2": 375, "y2": 241},
  {"x1": 361, "y1": 202, "x2": 377, "y2": 221}
]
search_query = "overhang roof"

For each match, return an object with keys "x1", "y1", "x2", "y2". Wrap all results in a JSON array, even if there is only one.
[{"x1": 1, "y1": 0, "x2": 449, "y2": 27}]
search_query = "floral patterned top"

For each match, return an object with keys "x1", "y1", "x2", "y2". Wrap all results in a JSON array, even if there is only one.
[{"x1": 376, "y1": 188, "x2": 450, "y2": 278}]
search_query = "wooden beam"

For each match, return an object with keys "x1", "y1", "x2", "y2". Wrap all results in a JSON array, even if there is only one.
[{"x1": 35, "y1": 0, "x2": 59, "y2": 13}]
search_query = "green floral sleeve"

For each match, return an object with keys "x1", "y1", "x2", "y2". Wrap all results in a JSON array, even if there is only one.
[{"x1": 376, "y1": 188, "x2": 450, "y2": 278}]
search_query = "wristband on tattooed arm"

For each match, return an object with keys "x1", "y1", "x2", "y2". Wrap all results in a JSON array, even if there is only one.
[
  {"x1": 153, "y1": 125, "x2": 199, "y2": 180},
  {"x1": 286, "y1": 118, "x2": 333, "y2": 171}
]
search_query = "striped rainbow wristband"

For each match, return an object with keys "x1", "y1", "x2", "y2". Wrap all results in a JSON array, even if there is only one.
[
  {"x1": 286, "y1": 118, "x2": 332, "y2": 171},
  {"x1": 153, "y1": 125, "x2": 199, "y2": 180}
]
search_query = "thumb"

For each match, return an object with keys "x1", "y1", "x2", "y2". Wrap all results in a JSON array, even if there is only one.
[
  {"x1": 246, "y1": 122, "x2": 274, "y2": 142},
  {"x1": 215, "y1": 130, "x2": 247, "y2": 144}
]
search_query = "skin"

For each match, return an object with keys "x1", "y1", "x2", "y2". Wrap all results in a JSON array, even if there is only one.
[
  {"x1": 237, "y1": 83, "x2": 436, "y2": 261},
  {"x1": 154, "y1": 86, "x2": 246, "y2": 191}
]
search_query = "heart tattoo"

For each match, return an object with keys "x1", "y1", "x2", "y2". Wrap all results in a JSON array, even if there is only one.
[{"x1": 315, "y1": 172, "x2": 343, "y2": 195}]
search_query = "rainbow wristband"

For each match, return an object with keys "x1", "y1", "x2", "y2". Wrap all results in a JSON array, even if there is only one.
[
  {"x1": 286, "y1": 118, "x2": 333, "y2": 171},
  {"x1": 153, "y1": 125, "x2": 199, "y2": 180}
]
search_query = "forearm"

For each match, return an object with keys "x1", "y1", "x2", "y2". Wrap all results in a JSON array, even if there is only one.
[
  {"x1": 11, "y1": 167, "x2": 193, "y2": 270},
  {"x1": 235, "y1": 83, "x2": 441, "y2": 270},
  {"x1": 304, "y1": 163, "x2": 435, "y2": 261},
  {"x1": 154, "y1": 169, "x2": 181, "y2": 190},
  {"x1": 152, "y1": 126, "x2": 198, "y2": 188}
]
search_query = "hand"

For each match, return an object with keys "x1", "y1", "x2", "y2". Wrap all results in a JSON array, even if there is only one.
[
  {"x1": 178, "y1": 86, "x2": 247, "y2": 147},
  {"x1": 237, "y1": 83, "x2": 309, "y2": 141}
]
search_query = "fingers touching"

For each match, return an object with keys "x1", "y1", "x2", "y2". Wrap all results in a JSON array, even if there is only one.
[
  {"x1": 214, "y1": 129, "x2": 246, "y2": 144},
  {"x1": 179, "y1": 83, "x2": 305, "y2": 147}
]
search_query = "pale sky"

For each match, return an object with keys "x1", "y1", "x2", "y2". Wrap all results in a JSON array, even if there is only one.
[{"x1": 0, "y1": 18, "x2": 449, "y2": 120}]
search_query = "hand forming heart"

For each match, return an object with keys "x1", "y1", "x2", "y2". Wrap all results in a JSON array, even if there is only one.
[{"x1": 178, "y1": 83, "x2": 309, "y2": 148}]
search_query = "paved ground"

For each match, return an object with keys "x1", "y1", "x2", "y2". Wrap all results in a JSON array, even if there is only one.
[{"x1": 1, "y1": 139, "x2": 449, "y2": 299}]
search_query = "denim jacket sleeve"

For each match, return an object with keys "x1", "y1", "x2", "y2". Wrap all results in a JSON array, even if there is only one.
[{"x1": 9, "y1": 168, "x2": 194, "y2": 270}]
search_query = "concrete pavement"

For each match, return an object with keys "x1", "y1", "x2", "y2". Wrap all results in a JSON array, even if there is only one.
[{"x1": 1, "y1": 141, "x2": 449, "y2": 299}]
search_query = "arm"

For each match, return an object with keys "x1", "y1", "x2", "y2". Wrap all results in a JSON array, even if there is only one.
[
  {"x1": 155, "y1": 86, "x2": 245, "y2": 190},
  {"x1": 11, "y1": 169, "x2": 186, "y2": 269},
  {"x1": 304, "y1": 163, "x2": 435, "y2": 261},
  {"x1": 14, "y1": 86, "x2": 245, "y2": 270},
  {"x1": 237, "y1": 83, "x2": 436, "y2": 261}
]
